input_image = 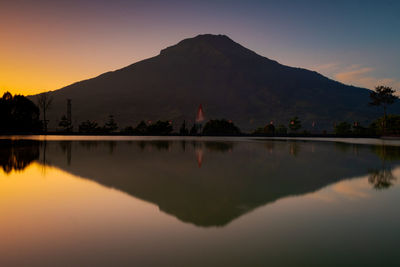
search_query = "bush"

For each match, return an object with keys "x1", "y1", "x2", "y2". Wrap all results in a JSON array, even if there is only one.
[
  {"x1": 334, "y1": 122, "x2": 352, "y2": 135},
  {"x1": 202, "y1": 119, "x2": 240, "y2": 135},
  {"x1": 147, "y1": 120, "x2": 173, "y2": 135},
  {"x1": 289, "y1": 117, "x2": 301, "y2": 133},
  {"x1": 79, "y1": 120, "x2": 101, "y2": 133},
  {"x1": 276, "y1": 124, "x2": 288, "y2": 135},
  {"x1": 369, "y1": 115, "x2": 400, "y2": 135}
]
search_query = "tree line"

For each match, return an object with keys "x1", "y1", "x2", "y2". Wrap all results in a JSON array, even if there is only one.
[
  {"x1": 252, "y1": 85, "x2": 399, "y2": 136},
  {"x1": 0, "y1": 85, "x2": 398, "y2": 136},
  {"x1": 76, "y1": 118, "x2": 240, "y2": 136}
]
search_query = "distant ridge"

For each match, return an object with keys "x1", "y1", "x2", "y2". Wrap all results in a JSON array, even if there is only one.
[{"x1": 30, "y1": 34, "x2": 399, "y2": 131}]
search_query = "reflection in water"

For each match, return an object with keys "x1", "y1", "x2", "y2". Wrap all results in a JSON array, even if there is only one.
[
  {"x1": 195, "y1": 146, "x2": 203, "y2": 168},
  {"x1": 0, "y1": 140, "x2": 40, "y2": 173},
  {"x1": 368, "y1": 169, "x2": 396, "y2": 189},
  {"x1": 1, "y1": 138, "x2": 400, "y2": 266},
  {"x1": 335, "y1": 142, "x2": 352, "y2": 153},
  {"x1": 79, "y1": 140, "x2": 99, "y2": 150},
  {"x1": 204, "y1": 141, "x2": 234, "y2": 152},
  {"x1": 137, "y1": 140, "x2": 170, "y2": 151},
  {"x1": 59, "y1": 141, "x2": 72, "y2": 165},
  {"x1": 289, "y1": 141, "x2": 300, "y2": 156},
  {"x1": 2, "y1": 139, "x2": 400, "y2": 227},
  {"x1": 367, "y1": 145, "x2": 399, "y2": 190}
]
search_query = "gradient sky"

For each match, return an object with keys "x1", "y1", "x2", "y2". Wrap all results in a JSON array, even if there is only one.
[{"x1": 1, "y1": 0, "x2": 399, "y2": 95}]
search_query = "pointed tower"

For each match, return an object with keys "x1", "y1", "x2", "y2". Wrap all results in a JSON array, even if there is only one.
[
  {"x1": 196, "y1": 104, "x2": 204, "y2": 123},
  {"x1": 194, "y1": 104, "x2": 205, "y2": 135}
]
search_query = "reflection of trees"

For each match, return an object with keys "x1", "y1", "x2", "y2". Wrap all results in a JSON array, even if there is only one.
[
  {"x1": 289, "y1": 142, "x2": 300, "y2": 156},
  {"x1": 137, "y1": 141, "x2": 146, "y2": 151},
  {"x1": 79, "y1": 141, "x2": 98, "y2": 150},
  {"x1": 108, "y1": 141, "x2": 116, "y2": 154},
  {"x1": 204, "y1": 142, "x2": 234, "y2": 152},
  {"x1": 264, "y1": 142, "x2": 275, "y2": 153},
  {"x1": 136, "y1": 141, "x2": 171, "y2": 151},
  {"x1": 368, "y1": 169, "x2": 396, "y2": 190},
  {"x1": 334, "y1": 142, "x2": 352, "y2": 153},
  {"x1": 180, "y1": 140, "x2": 186, "y2": 152},
  {"x1": 368, "y1": 145, "x2": 400, "y2": 190},
  {"x1": 191, "y1": 141, "x2": 202, "y2": 150},
  {"x1": 332, "y1": 143, "x2": 361, "y2": 156},
  {"x1": 59, "y1": 141, "x2": 72, "y2": 165},
  {"x1": 371, "y1": 145, "x2": 400, "y2": 161},
  {"x1": 0, "y1": 140, "x2": 40, "y2": 174}
]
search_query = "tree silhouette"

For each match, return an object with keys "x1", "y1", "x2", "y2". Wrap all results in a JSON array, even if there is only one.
[
  {"x1": 58, "y1": 115, "x2": 73, "y2": 132},
  {"x1": 369, "y1": 86, "x2": 398, "y2": 134},
  {"x1": 369, "y1": 114, "x2": 400, "y2": 135},
  {"x1": 134, "y1": 121, "x2": 148, "y2": 135},
  {"x1": 121, "y1": 126, "x2": 135, "y2": 134},
  {"x1": 37, "y1": 92, "x2": 53, "y2": 133},
  {"x1": 264, "y1": 124, "x2": 275, "y2": 135},
  {"x1": 147, "y1": 120, "x2": 173, "y2": 135},
  {"x1": 334, "y1": 121, "x2": 352, "y2": 135},
  {"x1": 103, "y1": 115, "x2": 118, "y2": 133},
  {"x1": 202, "y1": 119, "x2": 240, "y2": 135},
  {"x1": 276, "y1": 124, "x2": 287, "y2": 135},
  {"x1": 190, "y1": 124, "x2": 199, "y2": 135},
  {"x1": 179, "y1": 120, "x2": 189, "y2": 135},
  {"x1": 289, "y1": 117, "x2": 301, "y2": 133},
  {"x1": 79, "y1": 120, "x2": 100, "y2": 133},
  {"x1": 0, "y1": 92, "x2": 41, "y2": 133}
]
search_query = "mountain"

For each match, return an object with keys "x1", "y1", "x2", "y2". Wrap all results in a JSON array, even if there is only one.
[{"x1": 30, "y1": 34, "x2": 397, "y2": 131}]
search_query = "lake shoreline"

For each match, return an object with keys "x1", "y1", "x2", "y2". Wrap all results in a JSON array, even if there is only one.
[
  {"x1": 2, "y1": 134, "x2": 400, "y2": 147},
  {"x1": 0, "y1": 132, "x2": 383, "y2": 138}
]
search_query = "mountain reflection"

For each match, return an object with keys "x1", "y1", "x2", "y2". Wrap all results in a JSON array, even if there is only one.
[{"x1": 1, "y1": 139, "x2": 400, "y2": 227}]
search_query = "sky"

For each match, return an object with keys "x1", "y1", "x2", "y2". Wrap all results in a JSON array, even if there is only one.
[{"x1": 0, "y1": 0, "x2": 399, "y2": 96}]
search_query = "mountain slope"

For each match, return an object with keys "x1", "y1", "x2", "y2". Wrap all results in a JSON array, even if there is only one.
[{"x1": 32, "y1": 34, "x2": 396, "y2": 131}]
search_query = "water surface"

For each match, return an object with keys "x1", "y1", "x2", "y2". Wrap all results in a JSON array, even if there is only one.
[{"x1": 0, "y1": 137, "x2": 399, "y2": 266}]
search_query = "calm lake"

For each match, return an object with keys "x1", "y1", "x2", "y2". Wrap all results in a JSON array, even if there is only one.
[{"x1": 1, "y1": 136, "x2": 399, "y2": 266}]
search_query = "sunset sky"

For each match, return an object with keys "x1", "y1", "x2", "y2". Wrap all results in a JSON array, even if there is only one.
[{"x1": 1, "y1": 0, "x2": 399, "y2": 96}]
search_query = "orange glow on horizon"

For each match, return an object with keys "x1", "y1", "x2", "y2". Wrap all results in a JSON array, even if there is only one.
[
  {"x1": 0, "y1": 3, "x2": 163, "y2": 96},
  {"x1": 0, "y1": 58, "x2": 135, "y2": 96}
]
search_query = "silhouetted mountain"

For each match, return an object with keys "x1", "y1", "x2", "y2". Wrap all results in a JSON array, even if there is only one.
[{"x1": 30, "y1": 34, "x2": 398, "y2": 131}]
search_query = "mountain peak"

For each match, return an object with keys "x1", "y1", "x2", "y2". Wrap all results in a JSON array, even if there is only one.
[
  {"x1": 159, "y1": 34, "x2": 258, "y2": 60},
  {"x1": 190, "y1": 34, "x2": 233, "y2": 42}
]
